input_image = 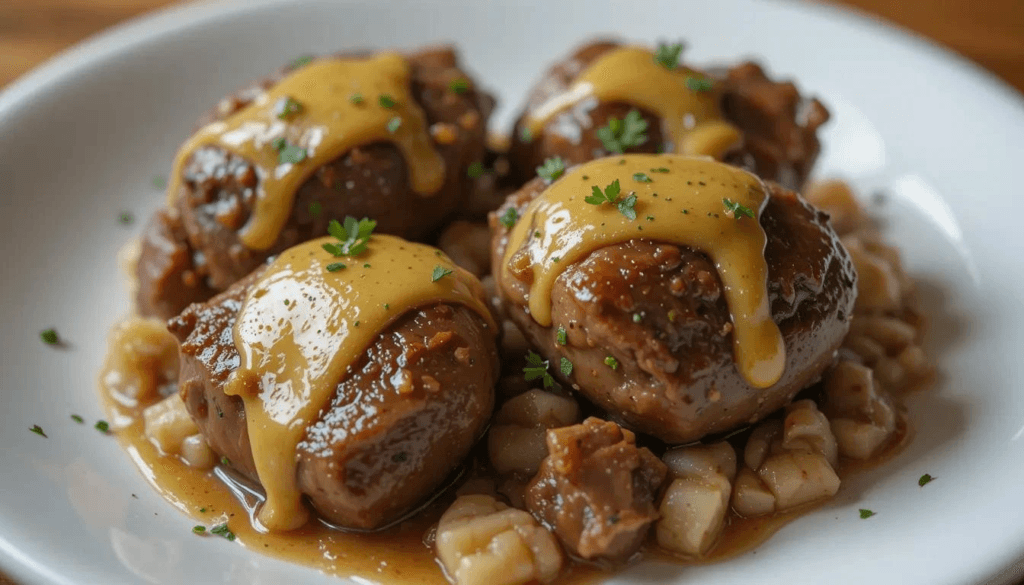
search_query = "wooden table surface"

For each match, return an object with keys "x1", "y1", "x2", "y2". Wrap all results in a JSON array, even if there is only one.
[{"x1": 0, "y1": 1, "x2": 1022, "y2": 584}]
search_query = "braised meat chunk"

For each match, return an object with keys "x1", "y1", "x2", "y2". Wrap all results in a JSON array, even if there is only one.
[
  {"x1": 525, "y1": 417, "x2": 667, "y2": 564},
  {"x1": 139, "y1": 45, "x2": 495, "y2": 319}
]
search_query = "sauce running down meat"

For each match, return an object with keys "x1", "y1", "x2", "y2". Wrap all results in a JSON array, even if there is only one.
[
  {"x1": 223, "y1": 235, "x2": 495, "y2": 530},
  {"x1": 502, "y1": 154, "x2": 785, "y2": 388},
  {"x1": 522, "y1": 47, "x2": 742, "y2": 160},
  {"x1": 166, "y1": 54, "x2": 446, "y2": 250}
]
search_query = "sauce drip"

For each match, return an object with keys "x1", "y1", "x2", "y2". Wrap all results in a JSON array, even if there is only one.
[
  {"x1": 224, "y1": 235, "x2": 494, "y2": 531},
  {"x1": 502, "y1": 154, "x2": 785, "y2": 388},
  {"x1": 524, "y1": 46, "x2": 742, "y2": 158},
  {"x1": 166, "y1": 54, "x2": 446, "y2": 250}
]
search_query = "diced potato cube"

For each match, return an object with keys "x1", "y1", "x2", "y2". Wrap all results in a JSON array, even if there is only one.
[{"x1": 656, "y1": 477, "x2": 730, "y2": 556}]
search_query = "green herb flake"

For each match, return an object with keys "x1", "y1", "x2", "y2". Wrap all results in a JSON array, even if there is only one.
[
  {"x1": 386, "y1": 116, "x2": 402, "y2": 133},
  {"x1": 118, "y1": 211, "x2": 134, "y2": 225},
  {"x1": 653, "y1": 42, "x2": 684, "y2": 70},
  {"x1": 617, "y1": 194, "x2": 638, "y2": 221},
  {"x1": 40, "y1": 328, "x2": 59, "y2": 345},
  {"x1": 210, "y1": 523, "x2": 236, "y2": 541},
  {"x1": 431, "y1": 265, "x2": 454, "y2": 282},
  {"x1": 585, "y1": 179, "x2": 621, "y2": 206},
  {"x1": 95, "y1": 420, "x2": 110, "y2": 433},
  {"x1": 556, "y1": 326, "x2": 567, "y2": 346},
  {"x1": 274, "y1": 96, "x2": 304, "y2": 120},
  {"x1": 220, "y1": 456, "x2": 230, "y2": 466},
  {"x1": 192, "y1": 525, "x2": 206, "y2": 534},
  {"x1": 560, "y1": 357, "x2": 573, "y2": 377},
  {"x1": 596, "y1": 109, "x2": 648, "y2": 154},
  {"x1": 519, "y1": 126, "x2": 533, "y2": 143},
  {"x1": 308, "y1": 201, "x2": 322, "y2": 217},
  {"x1": 632, "y1": 313, "x2": 642, "y2": 323},
  {"x1": 536, "y1": 157, "x2": 566, "y2": 183},
  {"x1": 499, "y1": 207, "x2": 519, "y2": 229},
  {"x1": 651, "y1": 167, "x2": 670, "y2": 173},
  {"x1": 71, "y1": 414, "x2": 84, "y2": 424},
  {"x1": 633, "y1": 172, "x2": 652, "y2": 183},
  {"x1": 30, "y1": 425, "x2": 47, "y2": 438},
  {"x1": 918, "y1": 474, "x2": 936, "y2": 487},
  {"x1": 199, "y1": 507, "x2": 207, "y2": 513},
  {"x1": 523, "y1": 351, "x2": 555, "y2": 389},
  {"x1": 349, "y1": 93, "x2": 364, "y2": 105},
  {"x1": 383, "y1": 303, "x2": 390, "y2": 310},
  {"x1": 323, "y1": 216, "x2": 376, "y2": 260},
  {"x1": 859, "y1": 509, "x2": 876, "y2": 519},
  {"x1": 603, "y1": 356, "x2": 619, "y2": 370},
  {"x1": 723, "y1": 198, "x2": 755, "y2": 220},
  {"x1": 378, "y1": 94, "x2": 397, "y2": 109},
  {"x1": 325, "y1": 262, "x2": 346, "y2": 272},
  {"x1": 685, "y1": 75, "x2": 714, "y2": 92},
  {"x1": 290, "y1": 55, "x2": 314, "y2": 69},
  {"x1": 448, "y1": 78, "x2": 470, "y2": 94},
  {"x1": 272, "y1": 138, "x2": 307, "y2": 165},
  {"x1": 467, "y1": 161, "x2": 486, "y2": 178}
]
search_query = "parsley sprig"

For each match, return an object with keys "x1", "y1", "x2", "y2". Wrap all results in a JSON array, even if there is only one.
[
  {"x1": 523, "y1": 351, "x2": 555, "y2": 388},
  {"x1": 322, "y1": 217, "x2": 376, "y2": 263},
  {"x1": 431, "y1": 265, "x2": 454, "y2": 282},
  {"x1": 596, "y1": 109, "x2": 648, "y2": 154},
  {"x1": 653, "y1": 42, "x2": 684, "y2": 70},
  {"x1": 536, "y1": 157, "x2": 566, "y2": 183},
  {"x1": 723, "y1": 198, "x2": 755, "y2": 220},
  {"x1": 686, "y1": 76, "x2": 714, "y2": 92},
  {"x1": 585, "y1": 180, "x2": 638, "y2": 220},
  {"x1": 498, "y1": 207, "x2": 518, "y2": 229},
  {"x1": 274, "y1": 96, "x2": 303, "y2": 120}
]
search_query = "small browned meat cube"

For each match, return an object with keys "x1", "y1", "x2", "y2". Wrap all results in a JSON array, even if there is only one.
[{"x1": 525, "y1": 417, "x2": 668, "y2": 564}]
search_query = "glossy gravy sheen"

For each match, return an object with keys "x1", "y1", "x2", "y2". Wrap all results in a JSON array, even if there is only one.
[
  {"x1": 223, "y1": 235, "x2": 495, "y2": 531},
  {"x1": 524, "y1": 46, "x2": 742, "y2": 158},
  {"x1": 166, "y1": 54, "x2": 446, "y2": 250},
  {"x1": 502, "y1": 154, "x2": 785, "y2": 388}
]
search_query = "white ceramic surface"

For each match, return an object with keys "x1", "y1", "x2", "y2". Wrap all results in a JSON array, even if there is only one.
[{"x1": 1, "y1": 0, "x2": 1023, "y2": 584}]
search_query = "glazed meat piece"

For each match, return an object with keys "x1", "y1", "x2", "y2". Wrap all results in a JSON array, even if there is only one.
[
  {"x1": 525, "y1": 417, "x2": 667, "y2": 564},
  {"x1": 138, "y1": 46, "x2": 494, "y2": 319},
  {"x1": 491, "y1": 155, "x2": 857, "y2": 444},
  {"x1": 506, "y1": 40, "x2": 828, "y2": 190},
  {"x1": 168, "y1": 243, "x2": 499, "y2": 530}
]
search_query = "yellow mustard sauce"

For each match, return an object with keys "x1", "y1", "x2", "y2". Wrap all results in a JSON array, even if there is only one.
[
  {"x1": 502, "y1": 154, "x2": 784, "y2": 388},
  {"x1": 524, "y1": 46, "x2": 742, "y2": 158},
  {"x1": 223, "y1": 234, "x2": 495, "y2": 531},
  {"x1": 166, "y1": 54, "x2": 446, "y2": 250}
]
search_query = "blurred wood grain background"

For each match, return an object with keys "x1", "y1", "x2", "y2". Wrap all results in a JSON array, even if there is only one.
[{"x1": 0, "y1": 0, "x2": 1021, "y2": 584}]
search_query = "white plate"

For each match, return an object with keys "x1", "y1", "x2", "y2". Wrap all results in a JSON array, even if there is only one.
[{"x1": 2, "y1": 0, "x2": 1024, "y2": 583}]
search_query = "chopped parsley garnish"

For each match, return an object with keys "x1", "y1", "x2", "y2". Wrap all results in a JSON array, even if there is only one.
[
  {"x1": 118, "y1": 212, "x2": 134, "y2": 225},
  {"x1": 40, "y1": 329, "x2": 59, "y2": 345},
  {"x1": 536, "y1": 157, "x2": 566, "y2": 183},
  {"x1": 289, "y1": 55, "x2": 314, "y2": 69},
  {"x1": 274, "y1": 96, "x2": 303, "y2": 120},
  {"x1": 29, "y1": 425, "x2": 46, "y2": 438},
  {"x1": 632, "y1": 313, "x2": 642, "y2": 323},
  {"x1": 220, "y1": 456, "x2": 230, "y2": 466},
  {"x1": 448, "y1": 79, "x2": 470, "y2": 94},
  {"x1": 327, "y1": 262, "x2": 347, "y2": 273},
  {"x1": 152, "y1": 175, "x2": 167, "y2": 189},
  {"x1": 349, "y1": 93, "x2": 364, "y2": 105},
  {"x1": 467, "y1": 161, "x2": 486, "y2": 178},
  {"x1": 633, "y1": 172, "x2": 652, "y2": 183},
  {"x1": 210, "y1": 523, "x2": 236, "y2": 541},
  {"x1": 519, "y1": 126, "x2": 533, "y2": 143},
  {"x1": 560, "y1": 357, "x2": 573, "y2": 377},
  {"x1": 723, "y1": 198, "x2": 755, "y2": 220},
  {"x1": 192, "y1": 525, "x2": 206, "y2": 534},
  {"x1": 859, "y1": 509, "x2": 875, "y2": 519},
  {"x1": 71, "y1": 414, "x2": 83, "y2": 424},
  {"x1": 498, "y1": 207, "x2": 519, "y2": 229},
  {"x1": 585, "y1": 180, "x2": 637, "y2": 220},
  {"x1": 603, "y1": 356, "x2": 619, "y2": 370},
  {"x1": 685, "y1": 75, "x2": 714, "y2": 92},
  {"x1": 918, "y1": 474, "x2": 935, "y2": 487},
  {"x1": 651, "y1": 167, "x2": 670, "y2": 173},
  {"x1": 556, "y1": 326, "x2": 567, "y2": 346},
  {"x1": 95, "y1": 420, "x2": 110, "y2": 433},
  {"x1": 596, "y1": 109, "x2": 648, "y2": 154},
  {"x1": 431, "y1": 265, "x2": 454, "y2": 282},
  {"x1": 653, "y1": 42, "x2": 684, "y2": 69},
  {"x1": 378, "y1": 94, "x2": 397, "y2": 108},
  {"x1": 386, "y1": 116, "x2": 402, "y2": 133},
  {"x1": 272, "y1": 137, "x2": 307, "y2": 165},
  {"x1": 523, "y1": 351, "x2": 555, "y2": 388},
  {"x1": 323, "y1": 216, "x2": 376, "y2": 259},
  {"x1": 308, "y1": 201, "x2": 322, "y2": 217},
  {"x1": 199, "y1": 507, "x2": 207, "y2": 513}
]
